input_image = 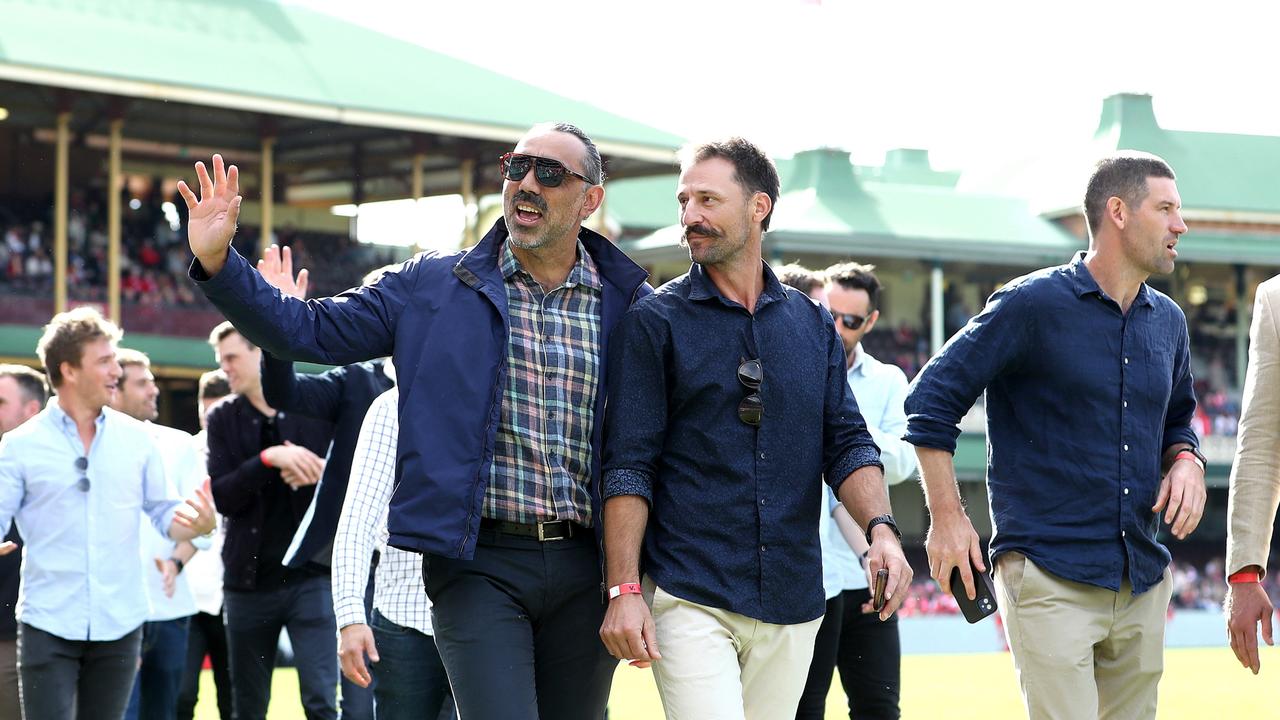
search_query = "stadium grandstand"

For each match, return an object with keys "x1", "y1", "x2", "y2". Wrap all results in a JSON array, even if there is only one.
[{"x1": 0, "y1": 1, "x2": 1277, "y2": 697}]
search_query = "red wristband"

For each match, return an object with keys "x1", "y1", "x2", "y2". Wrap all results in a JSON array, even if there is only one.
[
  {"x1": 1229, "y1": 570, "x2": 1261, "y2": 584},
  {"x1": 1174, "y1": 450, "x2": 1204, "y2": 471},
  {"x1": 259, "y1": 449, "x2": 273, "y2": 468},
  {"x1": 608, "y1": 583, "x2": 643, "y2": 600}
]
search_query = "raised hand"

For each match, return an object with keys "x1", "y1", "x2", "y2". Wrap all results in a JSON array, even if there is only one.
[
  {"x1": 257, "y1": 244, "x2": 309, "y2": 299},
  {"x1": 173, "y1": 477, "x2": 218, "y2": 539},
  {"x1": 177, "y1": 154, "x2": 242, "y2": 276}
]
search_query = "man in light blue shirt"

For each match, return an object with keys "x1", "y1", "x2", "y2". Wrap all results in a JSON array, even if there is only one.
[
  {"x1": 797, "y1": 263, "x2": 917, "y2": 720},
  {"x1": 0, "y1": 308, "x2": 215, "y2": 720}
]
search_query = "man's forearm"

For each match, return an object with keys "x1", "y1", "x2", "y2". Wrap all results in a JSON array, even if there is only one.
[
  {"x1": 1161, "y1": 442, "x2": 1195, "y2": 474},
  {"x1": 916, "y1": 446, "x2": 965, "y2": 518},
  {"x1": 603, "y1": 495, "x2": 649, "y2": 586},
  {"x1": 835, "y1": 464, "x2": 891, "y2": 530}
]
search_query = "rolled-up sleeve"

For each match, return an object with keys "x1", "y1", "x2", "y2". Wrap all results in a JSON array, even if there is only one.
[
  {"x1": 905, "y1": 284, "x2": 1031, "y2": 454},
  {"x1": 821, "y1": 313, "x2": 881, "y2": 493},
  {"x1": 1161, "y1": 319, "x2": 1199, "y2": 451},
  {"x1": 602, "y1": 303, "x2": 667, "y2": 503}
]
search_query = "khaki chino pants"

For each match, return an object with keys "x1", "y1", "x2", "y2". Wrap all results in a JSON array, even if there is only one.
[
  {"x1": 994, "y1": 552, "x2": 1172, "y2": 720},
  {"x1": 644, "y1": 577, "x2": 823, "y2": 720}
]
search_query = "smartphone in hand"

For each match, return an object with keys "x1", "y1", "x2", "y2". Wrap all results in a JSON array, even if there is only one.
[
  {"x1": 872, "y1": 568, "x2": 889, "y2": 612},
  {"x1": 948, "y1": 559, "x2": 998, "y2": 624}
]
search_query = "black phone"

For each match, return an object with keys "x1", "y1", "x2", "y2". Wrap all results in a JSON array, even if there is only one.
[
  {"x1": 948, "y1": 560, "x2": 998, "y2": 624},
  {"x1": 872, "y1": 568, "x2": 889, "y2": 612}
]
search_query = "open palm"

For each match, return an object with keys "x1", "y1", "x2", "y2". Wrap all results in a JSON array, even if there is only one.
[{"x1": 177, "y1": 153, "x2": 242, "y2": 275}]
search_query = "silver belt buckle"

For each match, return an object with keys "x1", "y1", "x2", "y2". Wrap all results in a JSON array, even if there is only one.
[{"x1": 537, "y1": 520, "x2": 569, "y2": 542}]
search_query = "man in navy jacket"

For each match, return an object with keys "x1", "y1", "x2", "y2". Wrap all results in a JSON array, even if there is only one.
[{"x1": 180, "y1": 123, "x2": 650, "y2": 720}]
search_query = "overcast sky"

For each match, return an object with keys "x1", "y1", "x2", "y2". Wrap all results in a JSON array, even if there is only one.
[{"x1": 291, "y1": 0, "x2": 1280, "y2": 174}]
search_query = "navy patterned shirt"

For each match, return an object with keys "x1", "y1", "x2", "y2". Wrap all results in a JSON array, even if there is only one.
[
  {"x1": 905, "y1": 253, "x2": 1198, "y2": 595},
  {"x1": 603, "y1": 262, "x2": 882, "y2": 625}
]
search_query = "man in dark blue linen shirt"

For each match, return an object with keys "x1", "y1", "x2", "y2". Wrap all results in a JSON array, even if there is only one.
[
  {"x1": 599, "y1": 138, "x2": 912, "y2": 719},
  {"x1": 905, "y1": 151, "x2": 1205, "y2": 720}
]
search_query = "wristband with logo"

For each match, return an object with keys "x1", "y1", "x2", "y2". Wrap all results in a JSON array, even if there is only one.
[
  {"x1": 1229, "y1": 570, "x2": 1261, "y2": 584},
  {"x1": 608, "y1": 583, "x2": 643, "y2": 600}
]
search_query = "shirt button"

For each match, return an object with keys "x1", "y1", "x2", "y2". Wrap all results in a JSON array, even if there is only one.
[
  {"x1": 1123, "y1": 444, "x2": 1129, "y2": 452},
  {"x1": 1123, "y1": 400, "x2": 1128, "y2": 408},
  {"x1": 1123, "y1": 487, "x2": 1130, "y2": 495},
  {"x1": 760, "y1": 498, "x2": 767, "y2": 505},
  {"x1": 760, "y1": 545, "x2": 767, "y2": 553},
  {"x1": 760, "y1": 452, "x2": 767, "y2": 460},
  {"x1": 1124, "y1": 357, "x2": 1129, "y2": 365},
  {"x1": 1121, "y1": 530, "x2": 1127, "y2": 538}
]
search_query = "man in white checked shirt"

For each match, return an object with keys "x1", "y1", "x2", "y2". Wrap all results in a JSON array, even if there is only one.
[{"x1": 334, "y1": 388, "x2": 454, "y2": 720}]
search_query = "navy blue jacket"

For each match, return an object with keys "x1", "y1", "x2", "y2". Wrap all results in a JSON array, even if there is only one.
[
  {"x1": 193, "y1": 220, "x2": 651, "y2": 559},
  {"x1": 261, "y1": 355, "x2": 394, "y2": 567}
]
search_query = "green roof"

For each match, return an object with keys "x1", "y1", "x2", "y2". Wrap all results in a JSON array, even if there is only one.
[
  {"x1": 0, "y1": 0, "x2": 681, "y2": 160},
  {"x1": 620, "y1": 147, "x2": 1080, "y2": 265},
  {"x1": 964, "y1": 93, "x2": 1280, "y2": 218}
]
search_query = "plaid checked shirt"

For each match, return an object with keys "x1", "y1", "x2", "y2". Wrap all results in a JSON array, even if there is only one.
[
  {"x1": 333, "y1": 389, "x2": 431, "y2": 634},
  {"x1": 485, "y1": 241, "x2": 602, "y2": 526}
]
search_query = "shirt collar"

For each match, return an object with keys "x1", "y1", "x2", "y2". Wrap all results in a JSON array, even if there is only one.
[
  {"x1": 848, "y1": 343, "x2": 868, "y2": 376},
  {"x1": 687, "y1": 261, "x2": 791, "y2": 309},
  {"x1": 1066, "y1": 251, "x2": 1154, "y2": 308},
  {"x1": 499, "y1": 239, "x2": 601, "y2": 291},
  {"x1": 47, "y1": 397, "x2": 107, "y2": 433}
]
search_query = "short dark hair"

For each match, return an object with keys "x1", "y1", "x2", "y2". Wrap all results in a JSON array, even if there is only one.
[
  {"x1": 1083, "y1": 152, "x2": 1176, "y2": 239},
  {"x1": 531, "y1": 122, "x2": 605, "y2": 185},
  {"x1": 774, "y1": 264, "x2": 824, "y2": 296},
  {"x1": 198, "y1": 369, "x2": 231, "y2": 403},
  {"x1": 680, "y1": 137, "x2": 781, "y2": 231},
  {"x1": 36, "y1": 307, "x2": 123, "y2": 387},
  {"x1": 208, "y1": 321, "x2": 254, "y2": 350},
  {"x1": 0, "y1": 364, "x2": 48, "y2": 407},
  {"x1": 825, "y1": 262, "x2": 882, "y2": 310}
]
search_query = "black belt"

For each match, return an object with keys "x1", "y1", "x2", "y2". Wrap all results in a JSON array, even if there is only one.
[{"x1": 480, "y1": 518, "x2": 579, "y2": 542}]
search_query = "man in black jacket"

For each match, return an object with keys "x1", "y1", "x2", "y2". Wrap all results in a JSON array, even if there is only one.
[{"x1": 205, "y1": 322, "x2": 337, "y2": 720}]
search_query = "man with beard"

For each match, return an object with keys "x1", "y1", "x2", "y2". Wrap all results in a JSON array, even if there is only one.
[
  {"x1": 906, "y1": 152, "x2": 1204, "y2": 719},
  {"x1": 0, "y1": 308, "x2": 215, "y2": 720},
  {"x1": 179, "y1": 123, "x2": 650, "y2": 720},
  {"x1": 599, "y1": 138, "x2": 911, "y2": 719},
  {"x1": 111, "y1": 349, "x2": 206, "y2": 720}
]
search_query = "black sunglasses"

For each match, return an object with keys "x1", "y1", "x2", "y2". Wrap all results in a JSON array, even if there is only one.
[
  {"x1": 75, "y1": 456, "x2": 89, "y2": 492},
  {"x1": 499, "y1": 152, "x2": 596, "y2": 188},
  {"x1": 737, "y1": 358, "x2": 763, "y2": 426},
  {"x1": 835, "y1": 312, "x2": 868, "y2": 331}
]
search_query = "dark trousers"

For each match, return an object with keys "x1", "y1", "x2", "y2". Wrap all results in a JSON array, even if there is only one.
[
  {"x1": 369, "y1": 609, "x2": 455, "y2": 720},
  {"x1": 0, "y1": 639, "x2": 18, "y2": 720},
  {"x1": 18, "y1": 622, "x2": 143, "y2": 720},
  {"x1": 125, "y1": 617, "x2": 191, "y2": 720},
  {"x1": 177, "y1": 611, "x2": 232, "y2": 720},
  {"x1": 797, "y1": 589, "x2": 901, "y2": 719},
  {"x1": 424, "y1": 528, "x2": 615, "y2": 720},
  {"x1": 224, "y1": 575, "x2": 339, "y2": 720}
]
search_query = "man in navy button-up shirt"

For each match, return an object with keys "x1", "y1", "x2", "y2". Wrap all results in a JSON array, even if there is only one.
[
  {"x1": 600, "y1": 138, "x2": 911, "y2": 719},
  {"x1": 906, "y1": 152, "x2": 1204, "y2": 720}
]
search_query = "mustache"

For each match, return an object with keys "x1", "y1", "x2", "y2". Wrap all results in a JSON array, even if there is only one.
[
  {"x1": 510, "y1": 191, "x2": 547, "y2": 213},
  {"x1": 682, "y1": 224, "x2": 721, "y2": 242}
]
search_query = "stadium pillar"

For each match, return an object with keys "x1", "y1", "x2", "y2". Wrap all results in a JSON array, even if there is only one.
[
  {"x1": 930, "y1": 260, "x2": 944, "y2": 353},
  {"x1": 411, "y1": 152, "x2": 425, "y2": 254},
  {"x1": 1236, "y1": 264, "x2": 1249, "y2": 386},
  {"x1": 260, "y1": 135, "x2": 276, "y2": 258},
  {"x1": 460, "y1": 157, "x2": 477, "y2": 248},
  {"x1": 53, "y1": 109, "x2": 70, "y2": 315},
  {"x1": 107, "y1": 117, "x2": 123, "y2": 326}
]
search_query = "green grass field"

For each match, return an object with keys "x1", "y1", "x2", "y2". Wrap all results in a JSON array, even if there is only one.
[{"x1": 191, "y1": 646, "x2": 1280, "y2": 719}]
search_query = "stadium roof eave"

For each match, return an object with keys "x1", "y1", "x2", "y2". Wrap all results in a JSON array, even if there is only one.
[
  {"x1": 620, "y1": 225, "x2": 1084, "y2": 267},
  {"x1": 0, "y1": 62, "x2": 678, "y2": 165}
]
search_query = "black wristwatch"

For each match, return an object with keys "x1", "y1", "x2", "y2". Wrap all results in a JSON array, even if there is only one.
[{"x1": 865, "y1": 514, "x2": 901, "y2": 545}]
